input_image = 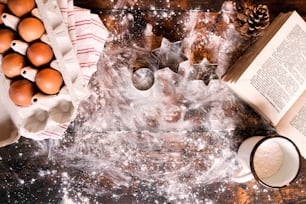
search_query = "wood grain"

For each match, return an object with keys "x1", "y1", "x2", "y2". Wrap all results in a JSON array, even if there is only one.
[
  {"x1": 0, "y1": 1, "x2": 305, "y2": 203},
  {"x1": 74, "y1": 0, "x2": 306, "y2": 18},
  {"x1": 72, "y1": 0, "x2": 306, "y2": 203}
]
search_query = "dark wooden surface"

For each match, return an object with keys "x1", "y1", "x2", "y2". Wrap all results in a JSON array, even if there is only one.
[
  {"x1": 72, "y1": 0, "x2": 306, "y2": 203},
  {"x1": 0, "y1": 1, "x2": 305, "y2": 203},
  {"x1": 75, "y1": 0, "x2": 306, "y2": 18}
]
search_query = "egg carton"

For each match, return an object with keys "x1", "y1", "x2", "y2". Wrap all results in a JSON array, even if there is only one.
[{"x1": 0, "y1": 0, "x2": 88, "y2": 145}]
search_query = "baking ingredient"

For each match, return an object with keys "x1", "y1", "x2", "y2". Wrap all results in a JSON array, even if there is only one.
[
  {"x1": 12, "y1": 1, "x2": 253, "y2": 203},
  {"x1": 253, "y1": 139, "x2": 284, "y2": 179},
  {"x1": 35, "y1": 68, "x2": 63, "y2": 94},
  {"x1": 7, "y1": 0, "x2": 35, "y2": 17},
  {"x1": 9, "y1": 79, "x2": 35, "y2": 106},
  {"x1": 1, "y1": 52, "x2": 26, "y2": 78},
  {"x1": 18, "y1": 17, "x2": 45, "y2": 42},
  {"x1": 27, "y1": 42, "x2": 54, "y2": 67},
  {"x1": 0, "y1": 28, "x2": 15, "y2": 53},
  {"x1": 0, "y1": 3, "x2": 5, "y2": 24}
]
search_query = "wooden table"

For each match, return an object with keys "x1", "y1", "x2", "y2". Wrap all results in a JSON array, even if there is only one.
[
  {"x1": 75, "y1": 0, "x2": 306, "y2": 18},
  {"x1": 0, "y1": 1, "x2": 305, "y2": 203},
  {"x1": 72, "y1": 0, "x2": 306, "y2": 203}
]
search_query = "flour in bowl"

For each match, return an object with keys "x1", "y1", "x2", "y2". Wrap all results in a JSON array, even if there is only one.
[{"x1": 253, "y1": 139, "x2": 284, "y2": 179}]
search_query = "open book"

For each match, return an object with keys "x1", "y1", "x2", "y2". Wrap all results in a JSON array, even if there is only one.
[{"x1": 222, "y1": 11, "x2": 306, "y2": 159}]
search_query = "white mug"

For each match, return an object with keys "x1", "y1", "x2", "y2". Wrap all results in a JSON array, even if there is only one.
[{"x1": 233, "y1": 136, "x2": 301, "y2": 188}]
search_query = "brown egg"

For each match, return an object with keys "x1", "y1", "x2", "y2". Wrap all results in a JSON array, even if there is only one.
[
  {"x1": 7, "y1": 0, "x2": 35, "y2": 17},
  {"x1": 27, "y1": 42, "x2": 54, "y2": 67},
  {"x1": 1, "y1": 52, "x2": 26, "y2": 78},
  {"x1": 35, "y1": 68, "x2": 63, "y2": 95},
  {"x1": 9, "y1": 79, "x2": 35, "y2": 106},
  {"x1": 18, "y1": 17, "x2": 45, "y2": 42},
  {"x1": 0, "y1": 3, "x2": 6, "y2": 24},
  {"x1": 0, "y1": 29, "x2": 15, "y2": 54}
]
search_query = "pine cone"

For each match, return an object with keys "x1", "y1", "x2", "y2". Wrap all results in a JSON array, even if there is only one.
[{"x1": 234, "y1": 1, "x2": 270, "y2": 39}]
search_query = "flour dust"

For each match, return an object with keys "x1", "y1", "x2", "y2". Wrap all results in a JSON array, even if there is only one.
[{"x1": 41, "y1": 1, "x2": 263, "y2": 203}]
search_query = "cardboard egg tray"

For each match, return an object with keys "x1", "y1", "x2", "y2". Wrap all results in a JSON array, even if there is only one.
[{"x1": 0, "y1": 0, "x2": 90, "y2": 146}]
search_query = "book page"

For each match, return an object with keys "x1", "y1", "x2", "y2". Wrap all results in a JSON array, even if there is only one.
[
  {"x1": 225, "y1": 11, "x2": 306, "y2": 125},
  {"x1": 276, "y1": 91, "x2": 306, "y2": 158}
]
